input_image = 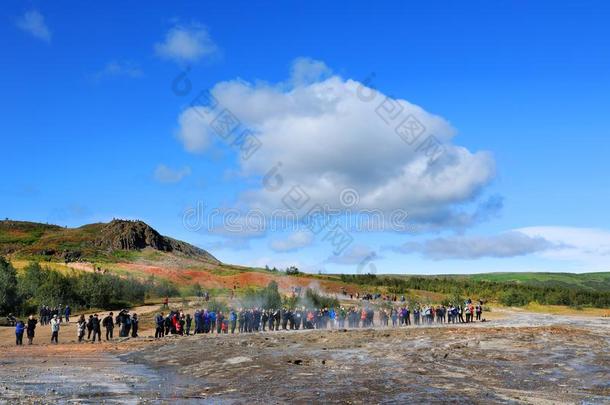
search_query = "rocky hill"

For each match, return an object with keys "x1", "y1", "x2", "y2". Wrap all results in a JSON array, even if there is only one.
[{"x1": 0, "y1": 219, "x2": 219, "y2": 264}]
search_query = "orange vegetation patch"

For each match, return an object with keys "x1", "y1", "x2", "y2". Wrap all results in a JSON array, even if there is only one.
[
  {"x1": 115, "y1": 262, "x2": 355, "y2": 294},
  {"x1": 120, "y1": 263, "x2": 191, "y2": 283}
]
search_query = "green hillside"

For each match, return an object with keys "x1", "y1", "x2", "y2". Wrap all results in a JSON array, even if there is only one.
[
  {"x1": 467, "y1": 272, "x2": 610, "y2": 293},
  {"x1": 0, "y1": 219, "x2": 219, "y2": 264}
]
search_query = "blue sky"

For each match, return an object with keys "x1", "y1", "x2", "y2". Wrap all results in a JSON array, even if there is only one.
[{"x1": 2, "y1": 1, "x2": 609, "y2": 274}]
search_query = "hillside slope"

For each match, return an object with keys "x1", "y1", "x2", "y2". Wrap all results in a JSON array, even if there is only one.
[
  {"x1": 467, "y1": 272, "x2": 610, "y2": 293},
  {"x1": 0, "y1": 219, "x2": 219, "y2": 264}
]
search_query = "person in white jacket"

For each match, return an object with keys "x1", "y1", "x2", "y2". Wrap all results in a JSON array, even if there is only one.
[
  {"x1": 50, "y1": 315, "x2": 60, "y2": 344},
  {"x1": 77, "y1": 315, "x2": 87, "y2": 342}
]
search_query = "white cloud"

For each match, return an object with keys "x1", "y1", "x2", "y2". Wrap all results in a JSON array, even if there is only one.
[
  {"x1": 393, "y1": 231, "x2": 560, "y2": 260},
  {"x1": 176, "y1": 58, "x2": 496, "y2": 230},
  {"x1": 155, "y1": 23, "x2": 217, "y2": 63},
  {"x1": 92, "y1": 61, "x2": 143, "y2": 81},
  {"x1": 269, "y1": 230, "x2": 314, "y2": 252},
  {"x1": 290, "y1": 57, "x2": 332, "y2": 86},
  {"x1": 153, "y1": 164, "x2": 191, "y2": 183},
  {"x1": 16, "y1": 10, "x2": 51, "y2": 42},
  {"x1": 518, "y1": 226, "x2": 610, "y2": 267},
  {"x1": 206, "y1": 238, "x2": 251, "y2": 251},
  {"x1": 327, "y1": 245, "x2": 378, "y2": 265},
  {"x1": 176, "y1": 107, "x2": 212, "y2": 153}
]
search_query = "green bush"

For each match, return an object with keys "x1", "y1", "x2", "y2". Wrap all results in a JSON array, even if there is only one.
[
  {"x1": 303, "y1": 288, "x2": 339, "y2": 309},
  {"x1": 241, "y1": 281, "x2": 283, "y2": 309},
  {"x1": 0, "y1": 257, "x2": 19, "y2": 314},
  {"x1": 0, "y1": 258, "x2": 179, "y2": 316}
]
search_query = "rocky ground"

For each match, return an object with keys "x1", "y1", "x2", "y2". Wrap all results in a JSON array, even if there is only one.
[{"x1": 0, "y1": 311, "x2": 608, "y2": 404}]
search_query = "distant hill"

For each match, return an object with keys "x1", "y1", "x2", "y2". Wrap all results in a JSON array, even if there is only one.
[
  {"x1": 385, "y1": 272, "x2": 610, "y2": 293},
  {"x1": 0, "y1": 219, "x2": 219, "y2": 264},
  {"x1": 467, "y1": 272, "x2": 610, "y2": 293}
]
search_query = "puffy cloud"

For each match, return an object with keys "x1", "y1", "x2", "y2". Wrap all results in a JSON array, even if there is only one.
[
  {"x1": 518, "y1": 226, "x2": 610, "y2": 267},
  {"x1": 92, "y1": 61, "x2": 143, "y2": 81},
  {"x1": 153, "y1": 164, "x2": 191, "y2": 183},
  {"x1": 176, "y1": 107, "x2": 212, "y2": 153},
  {"x1": 269, "y1": 230, "x2": 314, "y2": 252},
  {"x1": 327, "y1": 245, "x2": 378, "y2": 265},
  {"x1": 176, "y1": 58, "x2": 496, "y2": 230},
  {"x1": 16, "y1": 10, "x2": 51, "y2": 42},
  {"x1": 290, "y1": 57, "x2": 332, "y2": 85},
  {"x1": 392, "y1": 231, "x2": 561, "y2": 260},
  {"x1": 155, "y1": 23, "x2": 217, "y2": 63}
]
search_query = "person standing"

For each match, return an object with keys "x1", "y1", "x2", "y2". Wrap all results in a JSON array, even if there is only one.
[
  {"x1": 26, "y1": 315, "x2": 37, "y2": 345},
  {"x1": 155, "y1": 312, "x2": 165, "y2": 339},
  {"x1": 102, "y1": 312, "x2": 114, "y2": 340},
  {"x1": 116, "y1": 310, "x2": 131, "y2": 337},
  {"x1": 15, "y1": 319, "x2": 25, "y2": 345},
  {"x1": 50, "y1": 315, "x2": 60, "y2": 344},
  {"x1": 185, "y1": 314, "x2": 192, "y2": 336},
  {"x1": 261, "y1": 310, "x2": 268, "y2": 332},
  {"x1": 131, "y1": 313, "x2": 139, "y2": 338},
  {"x1": 216, "y1": 311, "x2": 224, "y2": 334},
  {"x1": 209, "y1": 310, "x2": 216, "y2": 334},
  {"x1": 77, "y1": 315, "x2": 87, "y2": 342},
  {"x1": 164, "y1": 313, "x2": 171, "y2": 336},
  {"x1": 178, "y1": 313, "x2": 185, "y2": 336},
  {"x1": 476, "y1": 301, "x2": 483, "y2": 321},
  {"x1": 91, "y1": 314, "x2": 102, "y2": 343},
  {"x1": 64, "y1": 306, "x2": 71, "y2": 323},
  {"x1": 229, "y1": 310, "x2": 237, "y2": 334},
  {"x1": 193, "y1": 310, "x2": 200, "y2": 334},
  {"x1": 86, "y1": 315, "x2": 94, "y2": 340}
]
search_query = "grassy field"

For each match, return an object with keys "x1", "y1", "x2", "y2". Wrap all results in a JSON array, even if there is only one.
[
  {"x1": 11, "y1": 259, "x2": 76, "y2": 274},
  {"x1": 518, "y1": 302, "x2": 610, "y2": 316}
]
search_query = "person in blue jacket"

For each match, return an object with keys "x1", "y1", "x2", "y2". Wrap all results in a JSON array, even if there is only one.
[
  {"x1": 15, "y1": 319, "x2": 25, "y2": 345},
  {"x1": 229, "y1": 310, "x2": 237, "y2": 334},
  {"x1": 209, "y1": 310, "x2": 216, "y2": 334}
]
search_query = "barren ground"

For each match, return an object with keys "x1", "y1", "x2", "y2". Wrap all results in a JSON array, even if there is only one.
[{"x1": 0, "y1": 309, "x2": 608, "y2": 404}]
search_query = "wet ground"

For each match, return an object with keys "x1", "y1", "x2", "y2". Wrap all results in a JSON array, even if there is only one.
[
  {"x1": 0, "y1": 343, "x2": 198, "y2": 404},
  {"x1": 0, "y1": 310, "x2": 608, "y2": 404}
]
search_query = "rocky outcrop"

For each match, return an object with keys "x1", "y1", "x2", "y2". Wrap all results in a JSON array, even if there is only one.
[
  {"x1": 96, "y1": 220, "x2": 168, "y2": 251},
  {"x1": 95, "y1": 220, "x2": 219, "y2": 263}
]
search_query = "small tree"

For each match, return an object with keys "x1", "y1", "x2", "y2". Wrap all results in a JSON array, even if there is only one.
[
  {"x1": 0, "y1": 257, "x2": 19, "y2": 315},
  {"x1": 187, "y1": 282, "x2": 203, "y2": 297}
]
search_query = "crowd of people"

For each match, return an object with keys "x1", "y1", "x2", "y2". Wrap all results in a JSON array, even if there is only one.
[
  {"x1": 151, "y1": 299, "x2": 484, "y2": 338},
  {"x1": 9, "y1": 299, "x2": 484, "y2": 345},
  {"x1": 11, "y1": 307, "x2": 139, "y2": 345},
  {"x1": 38, "y1": 305, "x2": 71, "y2": 325}
]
